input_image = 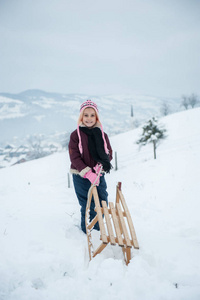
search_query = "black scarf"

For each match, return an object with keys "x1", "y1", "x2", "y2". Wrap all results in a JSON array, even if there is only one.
[{"x1": 79, "y1": 126, "x2": 112, "y2": 173}]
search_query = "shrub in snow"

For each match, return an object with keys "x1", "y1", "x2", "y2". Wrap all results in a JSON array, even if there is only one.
[
  {"x1": 160, "y1": 102, "x2": 171, "y2": 116},
  {"x1": 137, "y1": 117, "x2": 166, "y2": 159},
  {"x1": 181, "y1": 93, "x2": 199, "y2": 110}
]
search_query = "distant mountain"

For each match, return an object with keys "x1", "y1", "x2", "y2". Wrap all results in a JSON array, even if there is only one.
[{"x1": 0, "y1": 89, "x2": 181, "y2": 146}]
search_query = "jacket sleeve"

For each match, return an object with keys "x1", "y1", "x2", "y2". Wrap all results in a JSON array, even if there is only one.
[
  {"x1": 105, "y1": 133, "x2": 113, "y2": 161},
  {"x1": 68, "y1": 130, "x2": 91, "y2": 177}
]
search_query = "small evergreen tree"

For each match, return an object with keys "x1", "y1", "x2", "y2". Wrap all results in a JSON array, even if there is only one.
[{"x1": 136, "y1": 117, "x2": 166, "y2": 159}]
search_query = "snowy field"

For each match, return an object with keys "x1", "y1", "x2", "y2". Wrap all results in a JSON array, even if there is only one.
[{"x1": 0, "y1": 108, "x2": 200, "y2": 300}]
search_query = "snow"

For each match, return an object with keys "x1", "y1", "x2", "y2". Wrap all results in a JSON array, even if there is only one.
[
  {"x1": 0, "y1": 96, "x2": 25, "y2": 120},
  {"x1": 0, "y1": 108, "x2": 200, "y2": 300},
  {"x1": 0, "y1": 97, "x2": 22, "y2": 104},
  {"x1": 34, "y1": 115, "x2": 46, "y2": 122}
]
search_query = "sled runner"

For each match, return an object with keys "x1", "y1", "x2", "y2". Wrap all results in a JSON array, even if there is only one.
[{"x1": 85, "y1": 182, "x2": 139, "y2": 265}]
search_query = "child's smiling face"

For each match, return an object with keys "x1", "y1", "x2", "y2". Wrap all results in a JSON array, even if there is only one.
[{"x1": 82, "y1": 108, "x2": 97, "y2": 128}]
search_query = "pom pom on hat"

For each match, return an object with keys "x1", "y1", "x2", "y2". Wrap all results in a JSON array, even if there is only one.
[{"x1": 77, "y1": 100, "x2": 109, "y2": 155}]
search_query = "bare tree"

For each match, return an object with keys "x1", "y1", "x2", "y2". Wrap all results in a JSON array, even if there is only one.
[
  {"x1": 188, "y1": 93, "x2": 199, "y2": 108},
  {"x1": 160, "y1": 102, "x2": 170, "y2": 116},
  {"x1": 181, "y1": 95, "x2": 189, "y2": 110},
  {"x1": 181, "y1": 94, "x2": 199, "y2": 110},
  {"x1": 27, "y1": 134, "x2": 48, "y2": 159}
]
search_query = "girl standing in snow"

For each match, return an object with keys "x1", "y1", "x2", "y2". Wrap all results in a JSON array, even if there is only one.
[{"x1": 68, "y1": 100, "x2": 112, "y2": 233}]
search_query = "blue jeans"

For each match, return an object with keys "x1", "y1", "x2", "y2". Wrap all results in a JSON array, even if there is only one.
[{"x1": 72, "y1": 174, "x2": 108, "y2": 233}]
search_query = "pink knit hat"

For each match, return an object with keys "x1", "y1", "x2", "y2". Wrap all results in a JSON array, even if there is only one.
[{"x1": 77, "y1": 100, "x2": 109, "y2": 155}]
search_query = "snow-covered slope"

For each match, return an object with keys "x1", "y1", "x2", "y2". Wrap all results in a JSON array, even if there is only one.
[{"x1": 0, "y1": 108, "x2": 200, "y2": 300}]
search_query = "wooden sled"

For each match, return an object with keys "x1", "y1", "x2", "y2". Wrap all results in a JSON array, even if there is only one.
[{"x1": 85, "y1": 182, "x2": 139, "y2": 265}]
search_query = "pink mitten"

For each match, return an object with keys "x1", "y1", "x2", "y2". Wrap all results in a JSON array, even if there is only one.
[
  {"x1": 84, "y1": 170, "x2": 100, "y2": 186},
  {"x1": 93, "y1": 163, "x2": 102, "y2": 175}
]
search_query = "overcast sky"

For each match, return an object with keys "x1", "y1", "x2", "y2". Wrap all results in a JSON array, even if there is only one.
[{"x1": 0, "y1": 0, "x2": 200, "y2": 97}]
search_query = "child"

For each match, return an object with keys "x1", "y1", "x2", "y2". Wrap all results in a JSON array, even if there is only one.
[{"x1": 68, "y1": 100, "x2": 112, "y2": 233}]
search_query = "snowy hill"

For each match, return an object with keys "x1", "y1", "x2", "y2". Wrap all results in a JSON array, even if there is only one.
[
  {"x1": 0, "y1": 108, "x2": 200, "y2": 300},
  {"x1": 0, "y1": 89, "x2": 181, "y2": 146}
]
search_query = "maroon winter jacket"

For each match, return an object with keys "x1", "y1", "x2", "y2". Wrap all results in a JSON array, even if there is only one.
[{"x1": 68, "y1": 128, "x2": 112, "y2": 177}]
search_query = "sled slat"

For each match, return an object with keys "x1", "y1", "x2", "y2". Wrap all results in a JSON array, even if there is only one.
[
  {"x1": 118, "y1": 190, "x2": 139, "y2": 249},
  {"x1": 102, "y1": 201, "x2": 116, "y2": 245},
  {"x1": 116, "y1": 203, "x2": 132, "y2": 248},
  {"x1": 92, "y1": 187, "x2": 108, "y2": 244},
  {"x1": 109, "y1": 202, "x2": 124, "y2": 246}
]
